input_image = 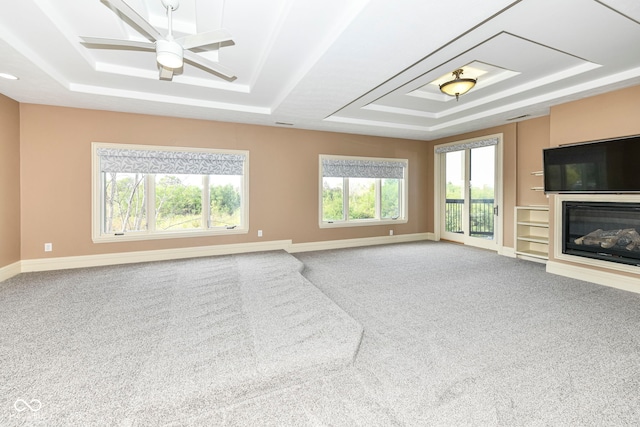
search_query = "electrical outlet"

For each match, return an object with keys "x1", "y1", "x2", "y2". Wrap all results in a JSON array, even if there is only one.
[
  {"x1": 44, "y1": 243, "x2": 53, "y2": 252},
  {"x1": 389, "y1": 230, "x2": 393, "y2": 236},
  {"x1": 258, "y1": 230, "x2": 263, "y2": 237}
]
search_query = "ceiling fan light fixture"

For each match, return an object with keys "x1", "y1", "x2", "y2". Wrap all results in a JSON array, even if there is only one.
[
  {"x1": 156, "y1": 39, "x2": 183, "y2": 69},
  {"x1": 439, "y1": 69, "x2": 476, "y2": 101},
  {"x1": 82, "y1": 0, "x2": 235, "y2": 81}
]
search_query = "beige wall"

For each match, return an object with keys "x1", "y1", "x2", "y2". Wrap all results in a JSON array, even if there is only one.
[
  {"x1": 0, "y1": 94, "x2": 20, "y2": 268},
  {"x1": 550, "y1": 85, "x2": 640, "y2": 147},
  {"x1": 429, "y1": 123, "x2": 518, "y2": 248},
  {"x1": 19, "y1": 104, "x2": 431, "y2": 260},
  {"x1": 516, "y1": 116, "x2": 550, "y2": 207},
  {"x1": 547, "y1": 85, "x2": 640, "y2": 276},
  {"x1": 7, "y1": 84, "x2": 640, "y2": 266}
]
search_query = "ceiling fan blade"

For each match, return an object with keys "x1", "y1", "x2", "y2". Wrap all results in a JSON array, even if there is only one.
[
  {"x1": 80, "y1": 36, "x2": 155, "y2": 50},
  {"x1": 159, "y1": 65, "x2": 174, "y2": 81},
  {"x1": 177, "y1": 29, "x2": 234, "y2": 50},
  {"x1": 103, "y1": 0, "x2": 163, "y2": 41},
  {"x1": 183, "y1": 50, "x2": 236, "y2": 81}
]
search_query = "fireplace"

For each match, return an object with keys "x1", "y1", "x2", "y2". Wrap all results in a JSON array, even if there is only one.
[{"x1": 563, "y1": 201, "x2": 640, "y2": 266}]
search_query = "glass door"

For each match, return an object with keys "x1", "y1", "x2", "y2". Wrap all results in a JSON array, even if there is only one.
[
  {"x1": 443, "y1": 150, "x2": 465, "y2": 239},
  {"x1": 440, "y1": 144, "x2": 498, "y2": 250}
]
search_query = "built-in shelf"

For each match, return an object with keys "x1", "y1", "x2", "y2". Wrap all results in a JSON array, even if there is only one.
[{"x1": 515, "y1": 206, "x2": 549, "y2": 263}]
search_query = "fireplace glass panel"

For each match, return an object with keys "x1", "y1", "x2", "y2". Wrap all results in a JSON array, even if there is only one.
[{"x1": 563, "y1": 202, "x2": 640, "y2": 266}]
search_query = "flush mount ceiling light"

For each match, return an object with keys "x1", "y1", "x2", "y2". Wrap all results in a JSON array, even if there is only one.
[{"x1": 439, "y1": 69, "x2": 476, "y2": 101}]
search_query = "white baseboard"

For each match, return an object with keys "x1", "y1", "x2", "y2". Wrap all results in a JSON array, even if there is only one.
[
  {"x1": 0, "y1": 261, "x2": 21, "y2": 282},
  {"x1": 21, "y1": 240, "x2": 293, "y2": 273},
  {"x1": 16, "y1": 232, "x2": 436, "y2": 274},
  {"x1": 500, "y1": 247, "x2": 516, "y2": 258},
  {"x1": 546, "y1": 260, "x2": 640, "y2": 294},
  {"x1": 289, "y1": 232, "x2": 433, "y2": 253}
]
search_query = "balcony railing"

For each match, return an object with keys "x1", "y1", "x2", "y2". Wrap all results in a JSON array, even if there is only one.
[{"x1": 445, "y1": 198, "x2": 494, "y2": 237}]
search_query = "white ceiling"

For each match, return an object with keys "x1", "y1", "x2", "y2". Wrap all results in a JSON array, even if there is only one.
[{"x1": 1, "y1": 0, "x2": 640, "y2": 141}]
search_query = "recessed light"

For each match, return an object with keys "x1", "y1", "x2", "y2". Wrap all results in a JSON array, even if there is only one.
[{"x1": 0, "y1": 73, "x2": 18, "y2": 80}]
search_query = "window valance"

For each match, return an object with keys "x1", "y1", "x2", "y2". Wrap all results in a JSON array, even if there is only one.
[
  {"x1": 97, "y1": 147, "x2": 245, "y2": 175},
  {"x1": 322, "y1": 158, "x2": 407, "y2": 179},
  {"x1": 434, "y1": 137, "x2": 498, "y2": 154}
]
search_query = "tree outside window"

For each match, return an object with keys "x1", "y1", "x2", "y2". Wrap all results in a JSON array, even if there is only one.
[
  {"x1": 320, "y1": 155, "x2": 407, "y2": 226},
  {"x1": 94, "y1": 143, "x2": 248, "y2": 242}
]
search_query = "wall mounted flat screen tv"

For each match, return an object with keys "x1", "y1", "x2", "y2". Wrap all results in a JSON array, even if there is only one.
[{"x1": 543, "y1": 134, "x2": 640, "y2": 193}]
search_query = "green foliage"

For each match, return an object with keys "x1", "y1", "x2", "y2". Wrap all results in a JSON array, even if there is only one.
[
  {"x1": 104, "y1": 172, "x2": 146, "y2": 233},
  {"x1": 155, "y1": 175, "x2": 202, "y2": 230},
  {"x1": 211, "y1": 184, "x2": 241, "y2": 217},
  {"x1": 322, "y1": 178, "x2": 402, "y2": 221},
  {"x1": 103, "y1": 173, "x2": 243, "y2": 233},
  {"x1": 156, "y1": 175, "x2": 202, "y2": 215},
  {"x1": 381, "y1": 179, "x2": 399, "y2": 218},
  {"x1": 445, "y1": 181, "x2": 464, "y2": 200},
  {"x1": 210, "y1": 183, "x2": 241, "y2": 226},
  {"x1": 446, "y1": 182, "x2": 495, "y2": 199},
  {"x1": 322, "y1": 178, "x2": 344, "y2": 221},
  {"x1": 444, "y1": 182, "x2": 495, "y2": 236},
  {"x1": 348, "y1": 179, "x2": 375, "y2": 220}
]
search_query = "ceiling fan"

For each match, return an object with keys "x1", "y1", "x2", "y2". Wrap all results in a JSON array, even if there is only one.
[{"x1": 81, "y1": 0, "x2": 236, "y2": 81}]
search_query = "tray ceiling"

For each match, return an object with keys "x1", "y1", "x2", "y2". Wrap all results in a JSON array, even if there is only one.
[{"x1": 0, "y1": 0, "x2": 639, "y2": 140}]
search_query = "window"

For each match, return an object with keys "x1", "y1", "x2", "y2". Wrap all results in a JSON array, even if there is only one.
[
  {"x1": 320, "y1": 155, "x2": 408, "y2": 227},
  {"x1": 93, "y1": 143, "x2": 248, "y2": 242}
]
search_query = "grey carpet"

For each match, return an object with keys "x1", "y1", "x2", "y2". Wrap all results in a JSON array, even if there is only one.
[
  {"x1": 0, "y1": 252, "x2": 362, "y2": 426},
  {"x1": 2, "y1": 241, "x2": 640, "y2": 425},
  {"x1": 287, "y1": 242, "x2": 640, "y2": 426}
]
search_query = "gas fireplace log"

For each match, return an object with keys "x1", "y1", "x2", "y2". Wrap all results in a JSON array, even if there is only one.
[
  {"x1": 574, "y1": 228, "x2": 639, "y2": 250},
  {"x1": 574, "y1": 229, "x2": 604, "y2": 246},
  {"x1": 622, "y1": 229, "x2": 640, "y2": 251}
]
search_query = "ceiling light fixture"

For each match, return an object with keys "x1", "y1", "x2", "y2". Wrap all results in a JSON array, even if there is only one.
[
  {"x1": 156, "y1": 39, "x2": 183, "y2": 69},
  {"x1": 155, "y1": 0, "x2": 183, "y2": 69},
  {"x1": 439, "y1": 69, "x2": 476, "y2": 101}
]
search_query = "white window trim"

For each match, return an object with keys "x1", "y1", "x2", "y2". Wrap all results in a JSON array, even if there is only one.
[
  {"x1": 319, "y1": 154, "x2": 408, "y2": 228},
  {"x1": 92, "y1": 142, "x2": 249, "y2": 243}
]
